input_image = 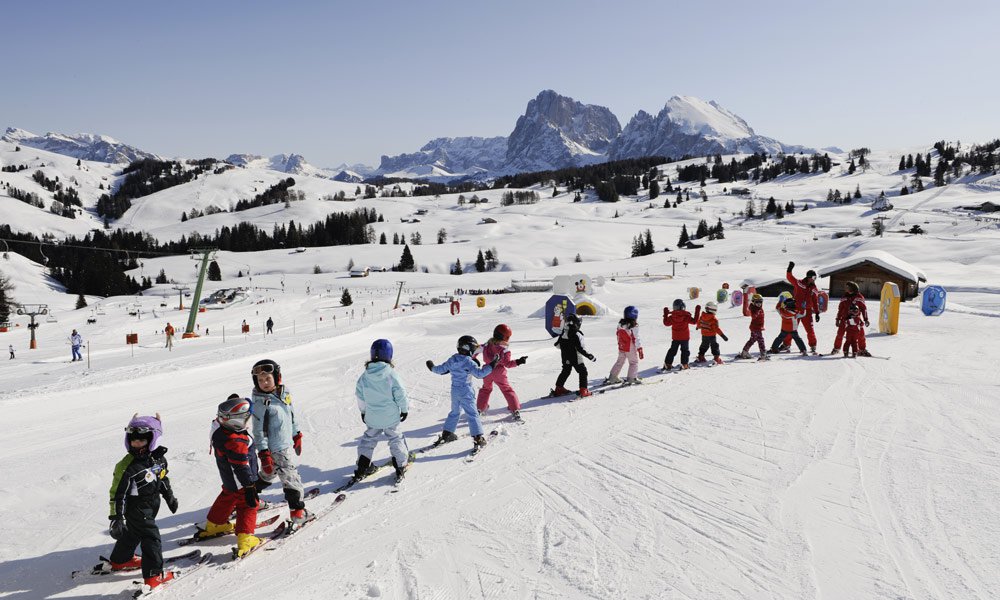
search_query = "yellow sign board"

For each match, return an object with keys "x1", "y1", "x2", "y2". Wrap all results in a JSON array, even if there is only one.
[{"x1": 879, "y1": 282, "x2": 900, "y2": 335}]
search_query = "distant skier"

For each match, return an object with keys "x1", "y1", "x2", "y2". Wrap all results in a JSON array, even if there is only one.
[
  {"x1": 265, "y1": 317, "x2": 274, "y2": 335},
  {"x1": 605, "y1": 306, "x2": 643, "y2": 385},
  {"x1": 164, "y1": 322, "x2": 175, "y2": 350},
  {"x1": 8, "y1": 344, "x2": 13, "y2": 359},
  {"x1": 70, "y1": 329, "x2": 83, "y2": 362},
  {"x1": 427, "y1": 335, "x2": 498, "y2": 449},
  {"x1": 737, "y1": 293, "x2": 768, "y2": 360},
  {"x1": 476, "y1": 324, "x2": 528, "y2": 420},
  {"x1": 199, "y1": 395, "x2": 263, "y2": 558},
  {"x1": 250, "y1": 359, "x2": 310, "y2": 528},
  {"x1": 786, "y1": 261, "x2": 821, "y2": 353},
  {"x1": 841, "y1": 305, "x2": 867, "y2": 358},
  {"x1": 770, "y1": 297, "x2": 808, "y2": 355},
  {"x1": 831, "y1": 281, "x2": 870, "y2": 356},
  {"x1": 355, "y1": 339, "x2": 411, "y2": 484},
  {"x1": 662, "y1": 299, "x2": 700, "y2": 371},
  {"x1": 552, "y1": 314, "x2": 596, "y2": 397},
  {"x1": 103, "y1": 414, "x2": 179, "y2": 590},
  {"x1": 695, "y1": 301, "x2": 728, "y2": 364}
]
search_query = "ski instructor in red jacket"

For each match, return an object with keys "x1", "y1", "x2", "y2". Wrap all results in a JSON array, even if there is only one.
[{"x1": 786, "y1": 261, "x2": 820, "y2": 353}]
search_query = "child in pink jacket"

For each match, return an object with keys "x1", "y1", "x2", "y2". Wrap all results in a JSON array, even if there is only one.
[
  {"x1": 475, "y1": 324, "x2": 527, "y2": 422},
  {"x1": 605, "y1": 305, "x2": 643, "y2": 384}
]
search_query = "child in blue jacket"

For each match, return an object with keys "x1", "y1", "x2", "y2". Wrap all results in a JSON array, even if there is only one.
[
  {"x1": 427, "y1": 335, "x2": 499, "y2": 449},
  {"x1": 355, "y1": 339, "x2": 411, "y2": 484}
]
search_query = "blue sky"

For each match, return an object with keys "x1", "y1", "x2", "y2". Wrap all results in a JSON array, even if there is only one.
[{"x1": 4, "y1": 0, "x2": 998, "y2": 167}]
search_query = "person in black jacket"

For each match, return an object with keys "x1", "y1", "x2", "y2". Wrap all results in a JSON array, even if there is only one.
[
  {"x1": 552, "y1": 314, "x2": 597, "y2": 397},
  {"x1": 198, "y1": 395, "x2": 263, "y2": 558},
  {"x1": 104, "y1": 414, "x2": 178, "y2": 590}
]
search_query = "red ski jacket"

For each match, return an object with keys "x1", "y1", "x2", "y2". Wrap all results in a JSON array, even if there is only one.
[
  {"x1": 696, "y1": 312, "x2": 725, "y2": 337},
  {"x1": 748, "y1": 306, "x2": 765, "y2": 331},
  {"x1": 786, "y1": 271, "x2": 819, "y2": 315},
  {"x1": 836, "y1": 293, "x2": 868, "y2": 325},
  {"x1": 663, "y1": 306, "x2": 699, "y2": 341},
  {"x1": 616, "y1": 324, "x2": 641, "y2": 352},
  {"x1": 777, "y1": 305, "x2": 805, "y2": 332}
]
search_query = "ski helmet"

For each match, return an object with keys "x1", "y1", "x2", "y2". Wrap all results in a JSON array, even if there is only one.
[
  {"x1": 624, "y1": 306, "x2": 639, "y2": 320},
  {"x1": 783, "y1": 297, "x2": 797, "y2": 309},
  {"x1": 846, "y1": 281, "x2": 859, "y2": 294},
  {"x1": 217, "y1": 394, "x2": 252, "y2": 431},
  {"x1": 457, "y1": 335, "x2": 480, "y2": 356},
  {"x1": 493, "y1": 324, "x2": 512, "y2": 342},
  {"x1": 751, "y1": 293, "x2": 763, "y2": 303},
  {"x1": 251, "y1": 358, "x2": 281, "y2": 388},
  {"x1": 564, "y1": 313, "x2": 581, "y2": 329},
  {"x1": 124, "y1": 414, "x2": 162, "y2": 453},
  {"x1": 672, "y1": 299, "x2": 686, "y2": 311},
  {"x1": 370, "y1": 339, "x2": 393, "y2": 362},
  {"x1": 705, "y1": 301, "x2": 718, "y2": 313}
]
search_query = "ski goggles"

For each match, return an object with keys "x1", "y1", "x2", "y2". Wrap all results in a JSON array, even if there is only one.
[
  {"x1": 251, "y1": 364, "x2": 276, "y2": 376},
  {"x1": 126, "y1": 425, "x2": 154, "y2": 435}
]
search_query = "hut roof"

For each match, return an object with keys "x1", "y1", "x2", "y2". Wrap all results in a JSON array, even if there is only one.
[{"x1": 818, "y1": 250, "x2": 926, "y2": 283}]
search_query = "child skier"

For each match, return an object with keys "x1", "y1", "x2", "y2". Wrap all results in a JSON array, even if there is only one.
[
  {"x1": 476, "y1": 324, "x2": 528, "y2": 421},
  {"x1": 695, "y1": 301, "x2": 728, "y2": 364},
  {"x1": 552, "y1": 313, "x2": 597, "y2": 397},
  {"x1": 250, "y1": 359, "x2": 310, "y2": 528},
  {"x1": 842, "y1": 304, "x2": 866, "y2": 358},
  {"x1": 737, "y1": 293, "x2": 768, "y2": 360},
  {"x1": 427, "y1": 336, "x2": 499, "y2": 449},
  {"x1": 355, "y1": 339, "x2": 411, "y2": 484},
  {"x1": 103, "y1": 414, "x2": 179, "y2": 589},
  {"x1": 770, "y1": 297, "x2": 808, "y2": 355},
  {"x1": 605, "y1": 306, "x2": 643, "y2": 385},
  {"x1": 198, "y1": 395, "x2": 262, "y2": 558},
  {"x1": 662, "y1": 299, "x2": 700, "y2": 370},
  {"x1": 831, "y1": 281, "x2": 871, "y2": 356}
]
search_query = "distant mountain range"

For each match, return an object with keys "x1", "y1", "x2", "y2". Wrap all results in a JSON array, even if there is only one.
[{"x1": 5, "y1": 91, "x2": 822, "y2": 181}]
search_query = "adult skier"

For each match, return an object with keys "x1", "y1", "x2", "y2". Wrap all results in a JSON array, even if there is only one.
[
  {"x1": 355, "y1": 339, "x2": 411, "y2": 484},
  {"x1": 552, "y1": 314, "x2": 597, "y2": 397},
  {"x1": 427, "y1": 335, "x2": 498, "y2": 449},
  {"x1": 831, "y1": 281, "x2": 870, "y2": 356},
  {"x1": 103, "y1": 414, "x2": 179, "y2": 589},
  {"x1": 605, "y1": 306, "x2": 643, "y2": 385},
  {"x1": 250, "y1": 359, "x2": 310, "y2": 527},
  {"x1": 476, "y1": 324, "x2": 528, "y2": 420},
  {"x1": 70, "y1": 329, "x2": 83, "y2": 361},
  {"x1": 786, "y1": 261, "x2": 820, "y2": 352},
  {"x1": 265, "y1": 317, "x2": 274, "y2": 335},
  {"x1": 164, "y1": 322, "x2": 175, "y2": 350}
]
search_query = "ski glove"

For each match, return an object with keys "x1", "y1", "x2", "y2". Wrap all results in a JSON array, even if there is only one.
[
  {"x1": 425, "y1": 360, "x2": 434, "y2": 371},
  {"x1": 360, "y1": 413, "x2": 366, "y2": 424},
  {"x1": 243, "y1": 486, "x2": 259, "y2": 508},
  {"x1": 109, "y1": 517, "x2": 127, "y2": 540},
  {"x1": 586, "y1": 353, "x2": 597, "y2": 362},
  {"x1": 515, "y1": 356, "x2": 528, "y2": 365},
  {"x1": 719, "y1": 334, "x2": 729, "y2": 342},
  {"x1": 814, "y1": 314, "x2": 820, "y2": 323},
  {"x1": 864, "y1": 321, "x2": 870, "y2": 327},
  {"x1": 164, "y1": 493, "x2": 178, "y2": 514},
  {"x1": 489, "y1": 354, "x2": 500, "y2": 368},
  {"x1": 400, "y1": 412, "x2": 408, "y2": 422},
  {"x1": 258, "y1": 450, "x2": 275, "y2": 477},
  {"x1": 637, "y1": 348, "x2": 644, "y2": 360},
  {"x1": 292, "y1": 431, "x2": 303, "y2": 456},
  {"x1": 787, "y1": 261, "x2": 795, "y2": 272}
]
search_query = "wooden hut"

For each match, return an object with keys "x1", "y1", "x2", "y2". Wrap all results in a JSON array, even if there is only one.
[{"x1": 818, "y1": 250, "x2": 926, "y2": 301}]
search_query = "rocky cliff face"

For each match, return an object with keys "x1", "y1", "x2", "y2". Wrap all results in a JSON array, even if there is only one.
[{"x1": 2, "y1": 127, "x2": 159, "y2": 164}]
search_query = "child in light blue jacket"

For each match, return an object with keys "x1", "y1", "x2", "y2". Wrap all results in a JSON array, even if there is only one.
[
  {"x1": 354, "y1": 339, "x2": 410, "y2": 484},
  {"x1": 427, "y1": 335, "x2": 499, "y2": 450}
]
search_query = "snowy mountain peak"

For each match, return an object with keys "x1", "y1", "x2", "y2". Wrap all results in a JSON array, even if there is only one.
[
  {"x1": 2, "y1": 127, "x2": 159, "y2": 164},
  {"x1": 663, "y1": 95, "x2": 755, "y2": 141},
  {"x1": 225, "y1": 153, "x2": 328, "y2": 178}
]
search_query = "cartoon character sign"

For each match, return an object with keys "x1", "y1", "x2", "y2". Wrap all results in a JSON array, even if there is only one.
[{"x1": 545, "y1": 295, "x2": 575, "y2": 337}]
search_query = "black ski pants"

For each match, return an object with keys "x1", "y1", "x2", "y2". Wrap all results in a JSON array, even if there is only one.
[
  {"x1": 556, "y1": 362, "x2": 588, "y2": 390},
  {"x1": 664, "y1": 339, "x2": 690, "y2": 366},
  {"x1": 110, "y1": 515, "x2": 163, "y2": 578},
  {"x1": 697, "y1": 336, "x2": 721, "y2": 358},
  {"x1": 771, "y1": 330, "x2": 806, "y2": 353}
]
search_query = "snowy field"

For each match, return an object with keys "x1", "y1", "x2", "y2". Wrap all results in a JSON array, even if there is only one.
[{"x1": 1, "y1": 145, "x2": 999, "y2": 599}]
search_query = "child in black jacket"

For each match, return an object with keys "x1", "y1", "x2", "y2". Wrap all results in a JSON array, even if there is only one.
[{"x1": 552, "y1": 314, "x2": 597, "y2": 397}]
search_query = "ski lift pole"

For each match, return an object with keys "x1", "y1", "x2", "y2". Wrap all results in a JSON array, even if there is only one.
[{"x1": 183, "y1": 248, "x2": 216, "y2": 338}]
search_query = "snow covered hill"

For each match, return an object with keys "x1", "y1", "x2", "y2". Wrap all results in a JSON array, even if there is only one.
[{"x1": 2, "y1": 127, "x2": 159, "y2": 164}]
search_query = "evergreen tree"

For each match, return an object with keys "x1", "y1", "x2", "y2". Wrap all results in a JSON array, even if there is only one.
[
  {"x1": 695, "y1": 220, "x2": 710, "y2": 238},
  {"x1": 379, "y1": 232, "x2": 387, "y2": 244},
  {"x1": 181, "y1": 212, "x2": 188, "y2": 222},
  {"x1": 644, "y1": 229, "x2": 654, "y2": 253},
  {"x1": 575, "y1": 253, "x2": 582, "y2": 263},
  {"x1": 899, "y1": 156, "x2": 906, "y2": 170},
  {"x1": 451, "y1": 258, "x2": 463, "y2": 275},
  {"x1": 854, "y1": 185, "x2": 862, "y2": 199},
  {"x1": 848, "y1": 159, "x2": 856, "y2": 174},
  {"x1": 410, "y1": 231, "x2": 422, "y2": 245},
  {"x1": 341, "y1": 288, "x2": 353, "y2": 306},
  {"x1": 906, "y1": 154, "x2": 914, "y2": 169},
  {"x1": 347, "y1": 258, "x2": 355, "y2": 271},
  {"x1": 678, "y1": 224, "x2": 690, "y2": 246},
  {"x1": 237, "y1": 270, "x2": 243, "y2": 278},
  {"x1": 775, "y1": 204, "x2": 784, "y2": 219},
  {"x1": 397, "y1": 245, "x2": 415, "y2": 271},
  {"x1": 765, "y1": 197, "x2": 778, "y2": 215},
  {"x1": 155, "y1": 269, "x2": 168, "y2": 284},
  {"x1": 745, "y1": 200, "x2": 756, "y2": 218},
  {"x1": 206, "y1": 260, "x2": 221, "y2": 281},
  {"x1": 714, "y1": 218, "x2": 725, "y2": 239},
  {"x1": 75, "y1": 293, "x2": 87, "y2": 309},
  {"x1": 900, "y1": 186, "x2": 909, "y2": 196},
  {"x1": 649, "y1": 179, "x2": 659, "y2": 200},
  {"x1": 475, "y1": 249, "x2": 486, "y2": 272},
  {"x1": 551, "y1": 256, "x2": 559, "y2": 266},
  {"x1": 392, "y1": 232, "x2": 400, "y2": 244},
  {"x1": 0, "y1": 271, "x2": 14, "y2": 324},
  {"x1": 437, "y1": 228, "x2": 447, "y2": 244}
]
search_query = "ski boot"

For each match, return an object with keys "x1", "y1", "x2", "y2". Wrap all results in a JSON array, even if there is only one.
[
  {"x1": 434, "y1": 430, "x2": 459, "y2": 447},
  {"x1": 713, "y1": 356, "x2": 724, "y2": 365},
  {"x1": 661, "y1": 363, "x2": 673, "y2": 372},
  {"x1": 353, "y1": 455, "x2": 379, "y2": 481},
  {"x1": 143, "y1": 571, "x2": 175, "y2": 590},
  {"x1": 829, "y1": 347, "x2": 839, "y2": 355},
  {"x1": 858, "y1": 349, "x2": 872, "y2": 357},
  {"x1": 624, "y1": 377, "x2": 642, "y2": 385},
  {"x1": 800, "y1": 350, "x2": 809, "y2": 356},
  {"x1": 694, "y1": 355, "x2": 707, "y2": 364},
  {"x1": 809, "y1": 346, "x2": 817, "y2": 355},
  {"x1": 757, "y1": 354, "x2": 769, "y2": 361},
  {"x1": 289, "y1": 508, "x2": 312, "y2": 527},
  {"x1": 737, "y1": 351, "x2": 752, "y2": 359},
  {"x1": 391, "y1": 456, "x2": 409, "y2": 484},
  {"x1": 472, "y1": 434, "x2": 488, "y2": 449},
  {"x1": 109, "y1": 555, "x2": 142, "y2": 572},
  {"x1": 603, "y1": 376, "x2": 622, "y2": 385},
  {"x1": 235, "y1": 533, "x2": 261, "y2": 558},
  {"x1": 680, "y1": 364, "x2": 690, "y2": 370},
  {"x1": 198, "y1": 520, "x2": 235, "y2": 539},
  {"x1": 577, "y1": 388, "x2": 592, "y2": 397},
  {"x1": 511, "y1": 409, "x2": 523, "y2": 422},
  {"x1": 551, "y1": 386, "x2": 572, "y2": 396}
]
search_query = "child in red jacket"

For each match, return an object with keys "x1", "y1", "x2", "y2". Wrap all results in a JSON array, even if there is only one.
[
  {"x1": 695, "y1": 301, "x2": 728, "y2": 364},
  {"x1": 842, "y1": 304, "x2": 866, "y2": 358},
  {"x1": 662, "y1": 299, "x2": 700, "y2": 371},
  {"x1": 769, "y1": 297, "x2": 808, "y2": 355},
  {"x1": 832, "y1": 281, "x2": 870, "y2": 356},
  {"x1": 738, "y1": 293, "x2": 768, "y2": 360}
]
